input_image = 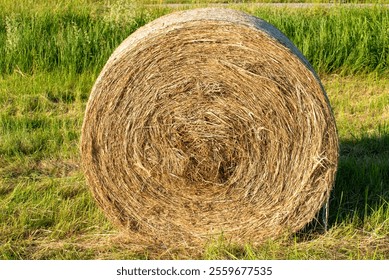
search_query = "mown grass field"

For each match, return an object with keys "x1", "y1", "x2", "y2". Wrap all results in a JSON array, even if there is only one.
[{"x1": 0, "y1": 1, "x2": 388, "y2": 259}]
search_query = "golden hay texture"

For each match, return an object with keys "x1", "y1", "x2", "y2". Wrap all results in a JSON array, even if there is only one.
[{"x1": 81, "y1": 8, "x2": 339, "y2": 247}]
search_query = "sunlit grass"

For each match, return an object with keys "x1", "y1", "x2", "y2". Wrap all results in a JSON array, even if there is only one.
[{"x1": 0, "y1": 3, "x2": 387, "y2": 75}]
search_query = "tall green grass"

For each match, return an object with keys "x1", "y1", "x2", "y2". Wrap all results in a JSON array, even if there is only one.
[
  {"x1": 0, "y1": 11, "x2": 154, "y2": 75},
  {"x1": 0, "y1": 4, "x2": 387, "y2": 75},
  {"x1": 253, "y1": 7, "x2": 389, "y2": 74}
]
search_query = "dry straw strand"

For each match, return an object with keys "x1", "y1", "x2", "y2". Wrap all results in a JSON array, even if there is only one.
[{"x1": 81, "y1": 8, "x2": 339, "y2": 247}]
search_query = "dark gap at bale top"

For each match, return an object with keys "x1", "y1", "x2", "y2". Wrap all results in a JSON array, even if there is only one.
[{"x1": 80, "y1": 8, "x2": 339, "y2": 247}]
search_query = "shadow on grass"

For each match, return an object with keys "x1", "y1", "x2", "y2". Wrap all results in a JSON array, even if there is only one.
[
  {"x1": 328, "y1": 131, "x2": 389, "y2": 226},
  {"x1": 294, "y1": 131, "x2": 389, "y2": 239}
]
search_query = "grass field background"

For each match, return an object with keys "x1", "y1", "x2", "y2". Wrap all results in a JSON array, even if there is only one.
[{"x1": 0, "y1": 0, "x2": 388, "y2": 259}]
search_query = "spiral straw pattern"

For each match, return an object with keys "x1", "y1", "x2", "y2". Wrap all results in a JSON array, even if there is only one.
[{"x1": 81, "y1": 8, "x2": 338, "y2": 246}]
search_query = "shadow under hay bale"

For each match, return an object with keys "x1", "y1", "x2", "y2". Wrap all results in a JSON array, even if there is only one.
[{"x1": 80, "y1": 8, "x2": 339, "y2": 247}]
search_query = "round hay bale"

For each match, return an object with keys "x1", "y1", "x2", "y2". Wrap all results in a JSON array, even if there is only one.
[{"x1": 81, "y1": 8, "x2": 338, "y2": 246}]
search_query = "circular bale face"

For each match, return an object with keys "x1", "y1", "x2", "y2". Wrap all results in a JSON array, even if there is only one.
[{"x1": 81, "y1": 8, "x2": 338, "y2": 246}]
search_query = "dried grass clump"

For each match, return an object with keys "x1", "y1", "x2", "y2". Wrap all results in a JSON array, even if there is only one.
[{"x1": 81, "y1": 8, "x2": 338, "y2": 247}]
